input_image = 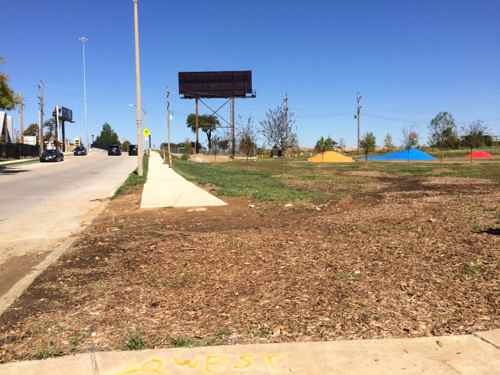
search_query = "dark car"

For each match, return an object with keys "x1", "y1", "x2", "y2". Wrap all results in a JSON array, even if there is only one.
[
  {"x1": 40, "y1": 149, "x2": 64, "y2": 162},
  {"x1": 73, "y1": 146, "x2": 87, "y2": 156},
  {"x1": 108, "y1": 144, "x2": 122, "y2": 156},
  {"x1": 128, "y1": 144, "x2": 138, "y2": 156}
]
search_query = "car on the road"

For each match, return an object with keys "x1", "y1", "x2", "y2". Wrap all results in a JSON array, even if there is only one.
[
  {"x1": 128, "y1": 144, "x2": 138, "y2": 156},
  {"x1": 40, "y1": 149, "x2": 64, "y2": 162},
  {"x1": 108, "y1": 144, "x2": 122, "y2": 156},
  {"x1": 73, "y1": 146, "x2": 87, "y2": 156}
]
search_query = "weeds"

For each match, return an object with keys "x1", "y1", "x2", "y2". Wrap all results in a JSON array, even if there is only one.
[
  {"x1": 34, "y1": 342, "x2": 64, "y2": 360},
  {"x1": 125, "y1": 332, "x2": 146, "y2": 351},
  {"x1": 463, "y1": 262, "x2": 483, "y2": 278}
]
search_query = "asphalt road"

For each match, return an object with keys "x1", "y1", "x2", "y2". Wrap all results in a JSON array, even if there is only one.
[{"x1": 0, "y1": 150, "x2": 137, "y2": 261}]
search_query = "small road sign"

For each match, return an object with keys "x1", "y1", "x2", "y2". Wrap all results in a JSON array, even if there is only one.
[{"x1": 143, "y1": 128, "x2": 151, "y2": 137}]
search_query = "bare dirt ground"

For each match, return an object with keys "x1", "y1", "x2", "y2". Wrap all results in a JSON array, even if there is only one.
[{"x1": 0, "y1": 173, "x2": 499, "y2": 363}]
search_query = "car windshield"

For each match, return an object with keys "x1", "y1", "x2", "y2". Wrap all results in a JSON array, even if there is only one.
[{"x1": 45, "y1": 150, "x2": 57, "y2": 155}]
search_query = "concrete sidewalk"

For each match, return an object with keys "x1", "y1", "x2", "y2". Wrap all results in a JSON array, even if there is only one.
[
  {"x1": 140, "y1": 152, "x2": 226, "y2": 208},
  {"x1": 0, "y1": 330, "x2": 498, "y2": 374}
]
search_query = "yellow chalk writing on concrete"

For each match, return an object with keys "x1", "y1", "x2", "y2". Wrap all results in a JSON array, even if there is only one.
[
  {"x1": 113, "y1": 357, "x2": 167, "y2": 375},
  {"x1": 204, "y1": 354, "x2": 229, "y2": 373},
  {"x1": 174, "y1": 357, "x2": 199, "y2": 369},
  {"x1": 233, "y1": 354, "x2": 254, "y2": 369}
]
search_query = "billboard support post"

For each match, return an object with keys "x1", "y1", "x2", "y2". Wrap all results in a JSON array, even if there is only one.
[
  {"x1": 195, "y1": 98, "x2": 199, "y2": 153},
  {"x1": 231, "y1": 97, "x2": 235, "y2": 158}
]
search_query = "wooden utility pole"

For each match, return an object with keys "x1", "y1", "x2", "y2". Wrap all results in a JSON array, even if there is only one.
[
  {"x1": 195, "y1": 98, "x2": 199, "y2": 153},
  {"x1": 37, "y1": 81, "x2": 45, "y2": 155},
  {"x1": 355, "y1": 93, "x2": 362, "y2": 152}
]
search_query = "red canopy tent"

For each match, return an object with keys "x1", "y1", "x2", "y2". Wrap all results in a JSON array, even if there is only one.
[{"x1": 466, "y1": 150, "x2": 493, "y2": 160}]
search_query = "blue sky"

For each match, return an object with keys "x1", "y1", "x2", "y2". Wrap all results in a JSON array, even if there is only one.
[{"x1": 2, "y1": 0, "x2": 500, "y2": 148}]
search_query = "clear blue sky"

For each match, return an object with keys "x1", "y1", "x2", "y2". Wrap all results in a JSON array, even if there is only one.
[{"x1": 2, "y1": 0, "x2": 500, "y2": 148}]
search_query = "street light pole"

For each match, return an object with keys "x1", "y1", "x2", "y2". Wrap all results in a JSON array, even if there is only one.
[
  {"x1": 166, "y1": 88, "x2": 172, "y2": 167},
  {"x1": 133, "y1": 0, "x2": 144, "y2": 176},
  {"x1": 79, "y1": 36, "x2": 89, "y2": 150}
]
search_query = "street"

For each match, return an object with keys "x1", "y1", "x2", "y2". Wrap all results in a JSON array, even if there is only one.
[{"x1": 0, "y1": 150, "x2": 136, "y2": 307}]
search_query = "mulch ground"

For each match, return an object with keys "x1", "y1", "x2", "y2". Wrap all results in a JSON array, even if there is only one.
[{"x1": 0, "y1": 174, "x2": 499, "y2": 362}]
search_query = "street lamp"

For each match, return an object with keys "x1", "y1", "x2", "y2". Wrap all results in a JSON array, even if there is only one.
[
  {"x1": 79, "y1": 36, "x2": 89, "y2": 149},
  {"x1": 132, "y1": 0, "x2": 144, "y2": 176}
]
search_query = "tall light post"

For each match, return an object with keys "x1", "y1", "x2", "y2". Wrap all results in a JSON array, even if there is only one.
[
  {"x1": 132, "y1": 0, "x2": 144, "y2": 176},
  {"x1": 79, "y1": 36, "x2": 90, "y2": 149}
]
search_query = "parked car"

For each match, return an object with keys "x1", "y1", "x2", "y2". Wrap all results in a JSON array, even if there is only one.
[
  {"x1": 73, "y1": 146, "x2": 87, "y2": 156},
  {"x1": 108, "y1": 144, "x2": 122, "y2": 156},
  {"x1": 128, "y1": 144, "x2": 138, "y2": 156},
  {"x1": 40, "y1": 149, "x2": 64, "y2": 162}
]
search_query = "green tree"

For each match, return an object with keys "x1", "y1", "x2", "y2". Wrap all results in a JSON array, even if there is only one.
[
  {"x1": 121, "y1": 140, "x2": 131, "y2": 152},
  {"x1": 0, "y1": 57, "x2": 19, "y2": 110},
  {"x1": 383, "y1": 133, "x2": 394, "y2": 150},
  {"x1": 314, "y1": 136, "x2": 337, "y2": 153},
  {"x1": 186, "y1": 114, "x2": 219, "y2": 151},
  {"x1": 429, "y1": 112, "x2": 460, "y2": 148},
  {"x1": 360, "y1": 132, "x2": 376, "y2": 160},
  {"x1": 23, "y1": 123, "x2": 39, "y2": 137},
  {"x1": 93, "y1": 123, "x2": 120, "y2": 149}
]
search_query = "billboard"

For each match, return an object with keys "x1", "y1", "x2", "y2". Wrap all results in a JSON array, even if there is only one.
[
  {"x1": 179, "y1": 71, "x2": 254, "y2": 99},
  {"x1": 53, "y1": 106, "x2": 73, "y2": 122}
]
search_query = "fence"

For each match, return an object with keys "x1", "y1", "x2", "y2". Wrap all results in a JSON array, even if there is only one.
[{"x1": 0, "y1": 143, "x2": 40, "y2": 160}]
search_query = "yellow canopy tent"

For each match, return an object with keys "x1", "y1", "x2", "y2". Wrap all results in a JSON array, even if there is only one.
[{"x1": 308, "y1": 150, "x2": 353, "y2": 163}]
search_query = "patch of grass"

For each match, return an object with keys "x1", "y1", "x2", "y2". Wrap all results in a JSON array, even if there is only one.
[
  {"x1": 215, "y1": 327, "x2": 231, "y2": 340},
  {"x1": 34, "y1": 342, "x2": 64, "y2": 360},
  {"x1": 114, "y1": 153, "x2": 149, "y2": 197},
  {"x1": 471, "y1": 223, "x2": 483, "y2": 233},
  {"x1": 335, "y1": 270, "x2": 363, "y2": 281},
  {"x1": 463, "y1": 262, "x2": 483, "y2": 278},
  {"x1": 174, "y1": 159, "x2": 321, "y2": 202},
  {"x1": 250, "y1": 325, "x2": 272, "y2": 338},
  {"x1": 68, "y1": 334, "x2": 82, "y2": 352},
  {"x1": 125, "y1": 332, "x2": 146, "y2": 350}
]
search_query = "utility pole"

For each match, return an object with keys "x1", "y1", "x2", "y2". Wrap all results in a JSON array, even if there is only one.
[
  {"x1": 133, "y1": 0, "x2": 144, "y2": 176},
  {"x1": 79, "y1": 36, "x2": 89, "y2": 149},
  {"x1": 284, "y1": 94, "x2": 288, "y2": 149},
  {"x1": 18, "y1": 96, "x2": 25, "y2": 142},
  {"x1": 37, "y1": 81, "x2": 45, "y2": 155},
  {"x1": 230, "y1": 98, "x2": 235, "y2": 158},
  {"x1": 355, "y1": 93, "x2": 362, "y2": 152},
  {"x1": 165, "y1": 88, "x2": 172, "y2": 167}
]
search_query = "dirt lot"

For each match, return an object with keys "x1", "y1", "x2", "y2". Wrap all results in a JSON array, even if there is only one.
[{"x1": 0, "y1": 164, "x2": 499, "y2": 362}]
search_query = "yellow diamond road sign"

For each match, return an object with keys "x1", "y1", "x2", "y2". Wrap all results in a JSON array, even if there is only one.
[{"x1": 143, "y1": 128, "x2": 151, "y2": 137}]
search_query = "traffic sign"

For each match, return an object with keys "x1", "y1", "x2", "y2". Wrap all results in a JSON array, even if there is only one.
[{"x1": 143, "y1": 128, "x2": 151, "y2": 137}]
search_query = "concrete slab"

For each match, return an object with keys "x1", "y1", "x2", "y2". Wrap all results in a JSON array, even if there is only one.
[
  {"x1": 475, "y1": 329, "x2": 500, "y2": 349},
  {"x1": 140, "y1": 153, "x2": 226, "y2": 208},
  {"x1": 0, "y1": 331, "x2": 499, "y2": 374}
]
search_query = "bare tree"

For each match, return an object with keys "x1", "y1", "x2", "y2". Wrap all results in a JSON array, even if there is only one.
[
  {"x1": 259, "y1": 103, "x2": 297, "y2": 153},
  {"x1": 239, "y1": 116, "x2": 257, "y2": 159},
  {"x1": 401, "y1": 127, "x2": 419, "y2": 149}
]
